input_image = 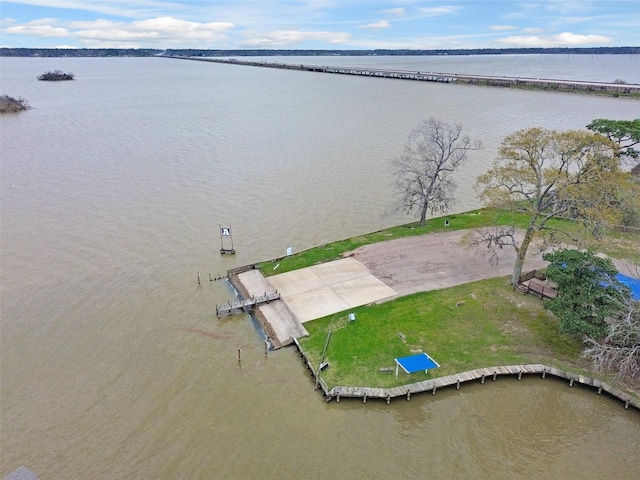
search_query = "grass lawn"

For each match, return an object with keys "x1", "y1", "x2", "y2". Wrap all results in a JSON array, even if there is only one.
[
  {"x1": 257, "y1": 209, "x2": 525, "y2": 276},
  {"x1": 257, "y1": 208, "x2": 639, "y2": 276},
  {"x1": 299, "y1": 276, "x2": 585, "y2": 389},
  {"x1": 266, "y1": 208, "x2": 638, "y2": 391}
]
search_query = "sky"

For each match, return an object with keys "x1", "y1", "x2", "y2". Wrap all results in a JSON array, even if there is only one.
[{"x1": 1, "y1": 1, "x2": 639, "y2": 50}]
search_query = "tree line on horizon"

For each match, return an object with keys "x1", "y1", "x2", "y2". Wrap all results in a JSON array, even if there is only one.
[{"x1": 1, "y1": 46, "x2": 638, "y2": 58}]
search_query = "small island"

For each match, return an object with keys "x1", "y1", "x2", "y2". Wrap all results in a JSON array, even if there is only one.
[
  {"x1": 37, "y1": 70, "x2": 74, "y2": 81},
  {"x1": 0, "y1": 95, "x2": 31, "y2": 113}
]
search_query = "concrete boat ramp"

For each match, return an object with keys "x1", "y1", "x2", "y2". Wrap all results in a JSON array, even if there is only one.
[
  {"x1": 229, "y1": 269, "x2": 308, "y2": 349},
  {"x1": 223, "y1": 229, "x2": 548, "y2": 349},
  {"x1": 227, "y1": 257, "x2": 398, "y2": 349}
]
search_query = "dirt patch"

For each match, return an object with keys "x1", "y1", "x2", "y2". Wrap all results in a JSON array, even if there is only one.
[{"x1": 346, "y1": 229, "x2": 549, "y2": 297}]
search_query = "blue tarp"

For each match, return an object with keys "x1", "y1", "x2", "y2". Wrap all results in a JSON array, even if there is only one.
[
  {"x1": 617, "y1": 273, "x2": 640, "y2": 301},
  {"x1": 395, "y1": 353, "x2": 440, "y2": 374}
]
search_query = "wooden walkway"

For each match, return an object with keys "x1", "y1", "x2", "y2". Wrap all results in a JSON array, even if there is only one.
[
  {"x1": 216, "y1": 292, "x2": 280, "y2": 317},
  {"x1": 165, "y1": 56, "x2": 640, "y2": 95},
  {"x1": 291, "y1": 339, "x2": 639, "y2": 410}
]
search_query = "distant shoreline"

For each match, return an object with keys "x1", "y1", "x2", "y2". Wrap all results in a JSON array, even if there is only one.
[{"x1": 1, "y1": 46, "x2": 639, "y2": 58}]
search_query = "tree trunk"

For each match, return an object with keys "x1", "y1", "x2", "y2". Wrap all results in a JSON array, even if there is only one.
[
  {"x1": 419, "y1": 203, "x2": 428, "y2": 226},
  {"x1": 511, "y1": 227, "x2": 535, "y2": 285}
]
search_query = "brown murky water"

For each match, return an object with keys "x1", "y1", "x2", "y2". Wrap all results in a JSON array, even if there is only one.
[{"x1": 2, "y1": 56, "x2": 639, "y2": 479}]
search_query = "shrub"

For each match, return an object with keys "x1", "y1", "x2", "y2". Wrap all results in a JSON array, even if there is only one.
[
  {"x1": 0, "y1": 95, "x2": 31, "y2": 113},
  {"x1": 37, "y1": 70, "x2": 74, "y2": 81}
]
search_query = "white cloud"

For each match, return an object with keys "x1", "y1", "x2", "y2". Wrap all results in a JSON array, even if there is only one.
[
  {"x1": 358, "y1": 20, "x2": 391, "y2": 30},
  {"x1": 488, "y1": 25, "x2": 518, "y2": 31},
  {"x1": 239, "y1": 30, "x2": 351, "y2": 48},
  {"x1": 498, "y1": 32, "x2": 613, "y2": 47},
  {"x1": 3, "y1": 19, "x2": 69, "y2": 38},
  {"x1": 382, "y1": 8, "x2": 405, "y2": 17},
  {"x1": 1, "y1": 16, "x2": 236, "y2": 47},
  {"x1": 415, "y1": 6, "x2": 460, "y2": 17},
  {"x1": 522, "y1": 27, "x2": 543, "y2": 34},
  {"x1": 544, "y1": 1, "x2": 597, "y2": 15}
]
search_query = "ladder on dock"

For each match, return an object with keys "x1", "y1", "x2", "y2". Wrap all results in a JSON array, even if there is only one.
[{"x1": 216, "y1": 292, "x2": 280, "y2": 317}]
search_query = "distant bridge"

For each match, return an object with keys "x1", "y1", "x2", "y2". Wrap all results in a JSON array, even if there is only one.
[{"x1": 164, "y1": 55, "x2": 640, "y2": 95}]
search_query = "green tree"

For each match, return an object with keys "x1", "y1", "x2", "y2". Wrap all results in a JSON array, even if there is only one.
[
  {"x1": 472, "y1": 127, "x2": 631, "y2": 285},
  {"x1": 392, "y1": 117, "x2": 481, "y2": 226},
  {"x1": 586, "y1": 118, "x2": 640, "y2": 162},
  {"x1": 543, "y1": 249, "x2": 630, "y2": 338}
]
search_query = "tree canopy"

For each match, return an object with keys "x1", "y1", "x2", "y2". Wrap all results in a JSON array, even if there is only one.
[
  {"x1": 472, "y1": 127, "x2": 633, "y2": 285},
  {"x1": 586, "y1": 118, "x2": 640, "y2": 162},
  {"x1": 38, "y1": 70, "x2": 74, "y2": 81},
  {"x1": 392, "y1": 117, "x2": 481, "y2": 226},
  {"x1": 543, "y1": 249, "x2": 630, "y2": 339}
]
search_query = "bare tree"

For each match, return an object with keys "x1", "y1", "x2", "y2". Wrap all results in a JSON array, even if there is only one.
[
  {"x1": 471, "y1": 127, "x2": 633, "y2": 285},
  {"x1": 583, "y1": 299, "x2": 640, "y2": 382},
  {"x1": 582, "y1": 254, "x2": 640, "y2": 382},
  {"x1": 392, "y1": 117, "x2": 481, "y2": 226}
]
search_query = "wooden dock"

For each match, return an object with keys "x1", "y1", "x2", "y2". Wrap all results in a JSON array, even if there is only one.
[
  {"x1": 216, "y1": 292, "x2": 280, "y2": 317},
  {"x1": 291, "y1": 339, "x2": 639, "y2": 410},
  {"x1": 164, "y1": 56, "x2": 640, "y2": 95}
]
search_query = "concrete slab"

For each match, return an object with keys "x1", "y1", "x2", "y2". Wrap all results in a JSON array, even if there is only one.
[
  {"x1": 309, "y1": 257, "x2": 370, "y2": 283},
  {"x1": 285, "y1": 286, "x2": 351, "y2": 323},
  {"x1": 236, "y1": 269, "x2": 276, "y2": 297},
  {"x1": 267, "y1": 268, "x2": 325, "y2": 296},
  {"x1": 258, "y1": 301, "x2": 308, "y2": 348},
  {"x1": 268, "y1": 257, "x2": 399, "y2": 323},
  {"x1": 233, "y1": 269, "x2": 308, "y2": 349},
  {"x1": 332, "y1": 275, "x2": 397, "y2": 307}
]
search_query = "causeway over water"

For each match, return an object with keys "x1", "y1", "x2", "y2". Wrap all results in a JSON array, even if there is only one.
[{"x1": 166, "y1": 55, "x2": 640, "y2": 94}]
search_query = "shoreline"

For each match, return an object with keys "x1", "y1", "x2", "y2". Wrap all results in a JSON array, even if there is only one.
[
  {"x1": 292, "y1": 338, "x2": 640, "y2": 410},
  {"x1": 223, "y1": 213, "x2": 639, "y2": 404}
]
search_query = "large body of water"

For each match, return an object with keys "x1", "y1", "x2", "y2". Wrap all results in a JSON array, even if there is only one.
[{"x1": 1, "y1": 55, "x2": 639, "y2": 479}]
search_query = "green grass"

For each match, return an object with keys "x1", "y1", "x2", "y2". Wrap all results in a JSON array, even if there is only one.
[
  {"x1": 299, "y1": 277, "x2": 585, "y2": 389},
  {"x1": 280, "y1": 208, "x2": 638, "y2": 391},
  {"x1": 258, "y1": 208, "x2": 639, "y2": 276},
  {"x1": 258, "y1": 209, "x2": 531, "y2": 276}
]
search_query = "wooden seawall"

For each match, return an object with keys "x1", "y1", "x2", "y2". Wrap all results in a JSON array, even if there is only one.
[
  {"x1": 292, "y1": 339, "x2": 639, "y2": 410},
  {"x1": 165, "y1": 56, "x2": 640, "y2": 95}
]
